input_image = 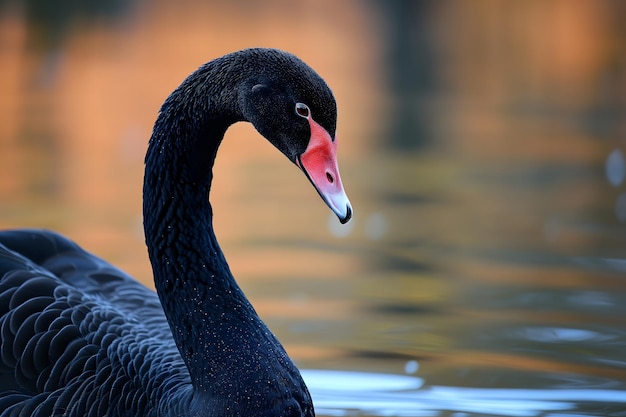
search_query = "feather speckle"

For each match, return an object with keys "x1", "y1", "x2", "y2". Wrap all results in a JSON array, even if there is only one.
[{"x1": 0, "y1": 48, "x2": 336, "y2": 417}]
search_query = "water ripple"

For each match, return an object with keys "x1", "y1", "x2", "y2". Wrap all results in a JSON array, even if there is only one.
[{"x1": 303, "y1": 370, "x2": 626, "y2": 417}]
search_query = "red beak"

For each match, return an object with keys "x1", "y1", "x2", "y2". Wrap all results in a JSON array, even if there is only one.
[{"x1": 296, "y1": 116, "x2": 352, "y2": 224}]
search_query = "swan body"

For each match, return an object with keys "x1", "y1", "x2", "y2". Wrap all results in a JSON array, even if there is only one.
[{"x1": 0, "y1": 48, "x2": 351, "y2": 417}]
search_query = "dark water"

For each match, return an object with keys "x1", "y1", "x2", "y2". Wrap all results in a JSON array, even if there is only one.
[{"x1": 1, "y1": 1, "x2": 626, "y2": 416}]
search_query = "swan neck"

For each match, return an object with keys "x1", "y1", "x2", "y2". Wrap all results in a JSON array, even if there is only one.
[
  {"x1": 142, "y1": 67, "x2": 247, "y2": 392},
  {"x1": 140, "y1": 51, "x2": 313, "y2": 412}
]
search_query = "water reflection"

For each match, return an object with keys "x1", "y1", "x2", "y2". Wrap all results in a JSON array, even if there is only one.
[
  {"x1": 2, "y1": 1, "x2": 626, "y2": 416},
  {"x1": 515, "y1": 327, "x2": 604, "y2": 344},
  {"x1": 605, "y1": 149, "x2": 625, "y2": 188},
  {"x1": 606, "y1": 149, "x2": 626, "y2": 223},
  {"x1": 303, "y1": 370, "x2": 626, "y2": 417}
]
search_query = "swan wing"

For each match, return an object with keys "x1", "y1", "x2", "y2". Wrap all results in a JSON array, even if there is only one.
[{"x1": 0, "y1": 229, "x2": 185, "y2": 416}]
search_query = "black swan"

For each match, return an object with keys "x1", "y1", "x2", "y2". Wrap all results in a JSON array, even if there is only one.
[{"x1": 0, "y1": 48, "x2": 352, "y2": 417}]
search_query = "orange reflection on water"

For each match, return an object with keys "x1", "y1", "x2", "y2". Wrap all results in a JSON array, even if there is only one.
[{"x1": 0, "y1": 1, "x2": 379, "y2": 287}]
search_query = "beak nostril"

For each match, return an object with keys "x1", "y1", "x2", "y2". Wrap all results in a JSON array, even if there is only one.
[{"x1": 326, "y1": 172, "x2": 334, "y2": 183}]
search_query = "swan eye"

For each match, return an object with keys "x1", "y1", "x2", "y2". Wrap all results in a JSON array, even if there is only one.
[{"x1": 295, "y1": 103, "x2": 310, "y2": 118}]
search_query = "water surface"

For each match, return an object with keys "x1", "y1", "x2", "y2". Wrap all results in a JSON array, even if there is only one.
[{"x1": 1, "y1": 2, "x2": 625, "y2": 416}]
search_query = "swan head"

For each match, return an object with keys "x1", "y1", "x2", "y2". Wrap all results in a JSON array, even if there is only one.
[{"x1": 238, "y1": 49, "x2": 352, "y2": 224}]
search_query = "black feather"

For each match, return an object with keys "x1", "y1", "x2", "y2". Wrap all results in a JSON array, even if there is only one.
[{"x1": 0, "y1": 48, "x2": 335, "y2": 417}]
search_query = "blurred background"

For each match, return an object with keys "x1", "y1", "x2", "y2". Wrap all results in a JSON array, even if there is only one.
[{"x1": 1, "y1": 1, "x2": 626, "y2": 415}]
